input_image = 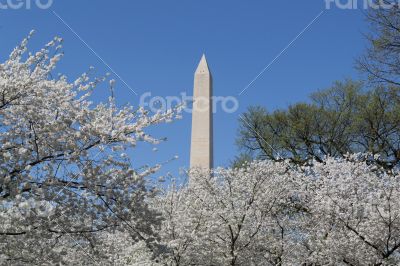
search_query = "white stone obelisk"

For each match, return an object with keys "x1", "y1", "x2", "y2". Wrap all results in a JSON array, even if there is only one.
[{"x1": 190, "y1": 54, "x2": 213, "y2": 169}]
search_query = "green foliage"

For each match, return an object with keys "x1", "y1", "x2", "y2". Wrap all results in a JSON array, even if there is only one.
[{"x1": 237, "y1": 80, "x2": 400, "y2": 168}]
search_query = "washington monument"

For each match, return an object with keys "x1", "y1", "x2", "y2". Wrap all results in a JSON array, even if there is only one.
[{"x1": 190, "y1": 54, "x2": 213, "y2": 169}]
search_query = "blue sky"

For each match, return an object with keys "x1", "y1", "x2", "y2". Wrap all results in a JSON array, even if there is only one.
[{"x1": 0, "y1": 0, "x2": 368, "y2": 177}]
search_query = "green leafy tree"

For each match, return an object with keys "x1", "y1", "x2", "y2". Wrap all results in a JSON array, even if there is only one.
[{"x1": 237, "y1": 80, "x2": 400, "y2": 168}]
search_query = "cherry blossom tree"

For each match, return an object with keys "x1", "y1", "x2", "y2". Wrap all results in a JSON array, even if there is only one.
[
  {"x1": 300, "y1": 157, "x2": 400, "y2": 265},
  {"x1": 154, "y1": 162, "x2": 305, "y2": 265},
  {"x1": 0, "y1": 31, "x2": 181, "y2": 265},
  {"x1": 59, "y1": 231, "x2": 162, "y2": 265},
  {"x1": 154, "y1": 158, "x2": 400, "y2": 265}
]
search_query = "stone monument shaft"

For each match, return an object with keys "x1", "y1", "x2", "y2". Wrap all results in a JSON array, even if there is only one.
[{"x1": 190, "y1": 54, "x2": 213, "y2": 169}]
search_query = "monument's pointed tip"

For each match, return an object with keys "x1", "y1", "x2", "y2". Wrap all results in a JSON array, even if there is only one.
[
  {"x1": 196, "y1": 53, "x2": 210, "y2": 74},
  {"x1": 201, "y1": 54, "x2": 208, "y2": 64}
]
